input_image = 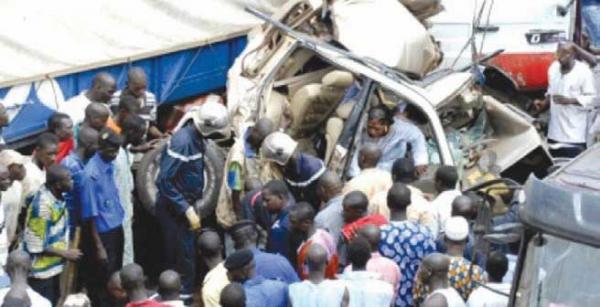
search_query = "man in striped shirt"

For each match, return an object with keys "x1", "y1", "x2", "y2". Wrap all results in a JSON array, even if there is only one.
[
  {"x1": 23, "y1": 165, "x2": 82, "y2": 305},
  {"x1": 110, "y1": 67, "x2": 164, "y2": 139}
]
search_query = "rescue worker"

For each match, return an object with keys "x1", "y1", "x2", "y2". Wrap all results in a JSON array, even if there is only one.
[
  {"x1": 260, "y1": 132, "x2": 326, "y2": 210},
  {"x1": 155, "y1": 100, "x2": 230, "y2": 301}
]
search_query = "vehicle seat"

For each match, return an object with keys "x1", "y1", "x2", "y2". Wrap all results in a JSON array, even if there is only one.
[
  {"x1": 264, "y1": 90, "x2": 289, "y2": 129},
  {"x1": 288, "y1": 70, "x2": 354, "y2": 160},
  {"x1": 288, "y1": 70, "x2": 354, "y2": 134}
]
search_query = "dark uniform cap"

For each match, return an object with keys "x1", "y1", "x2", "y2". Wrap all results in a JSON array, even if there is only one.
[
  {"x1": 228, "y1": 220, "x2": 257, "y2": 234},
  {"x1": 224, "y1": 249, "x2": 254, "y2": 271},
  {"x1": 99, "y1": 127, "x2": 123, "y2": 147}
]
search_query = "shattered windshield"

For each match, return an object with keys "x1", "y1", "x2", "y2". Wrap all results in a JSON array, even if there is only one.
[
  {"x1": 427, "y1": 101, "x2": 492, "y2": 180},
  {"x1": 516, "y1": 235, "x2": 600, "y2": 307}
]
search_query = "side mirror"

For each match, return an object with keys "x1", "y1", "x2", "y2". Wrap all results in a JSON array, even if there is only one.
[
  {"x1": 483, "y1": 233, "x2": 521, "y2": 245},
  {"x1": 557, "y1": 0, "x2": 575, "y2": 17}
]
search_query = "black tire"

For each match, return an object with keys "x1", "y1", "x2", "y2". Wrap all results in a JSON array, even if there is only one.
[{"x1": 135, "y1": 139, "x2": 225, "y2": 218}]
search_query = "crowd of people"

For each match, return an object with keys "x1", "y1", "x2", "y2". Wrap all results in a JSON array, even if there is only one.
[{"x1": 0, "y1": 36, "x2": 597, "y2": 307}]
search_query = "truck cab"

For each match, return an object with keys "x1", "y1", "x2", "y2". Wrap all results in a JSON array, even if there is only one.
[{"x1": 511, "y1": 144, "x2": 600, "y2": 306}]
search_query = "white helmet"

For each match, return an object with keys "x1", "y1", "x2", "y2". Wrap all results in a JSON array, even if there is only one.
[
  {"x1": 260, "y1": 132, "x2": 298, "y2": 165},
  {"x1": 191, "y1": 100, "x2": 230, "y2": 140}
]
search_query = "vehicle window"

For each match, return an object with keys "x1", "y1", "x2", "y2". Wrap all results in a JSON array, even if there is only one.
[
  {"x1": 516, "y1": 235, "x2": 600, "y2": 307},
  {"x1": 433, "y1": 0, "x2": 566, "y2": 24}
]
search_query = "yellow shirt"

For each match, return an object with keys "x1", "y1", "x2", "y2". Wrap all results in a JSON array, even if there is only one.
[{"x1": 202, "y1": 262, "x2": 229, "y2": 307}]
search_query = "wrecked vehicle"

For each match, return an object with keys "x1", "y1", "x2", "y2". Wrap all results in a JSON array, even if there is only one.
[
  {"x1": 510, "y1": 144, "x2": 600, "y2": 306},
  {"x1": 136, "y1": 0, "x2": 553, "y2": 219},
  {"x1": 228, "y1": 0, "x2": 553, "y2": 187}
]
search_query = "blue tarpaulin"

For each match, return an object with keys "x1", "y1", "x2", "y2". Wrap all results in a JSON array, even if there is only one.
[{"x1": 0, "y1": 36, "x2": 247, "y2": 146}]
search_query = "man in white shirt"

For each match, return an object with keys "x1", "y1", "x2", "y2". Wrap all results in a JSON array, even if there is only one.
[
  {"x1": 338, "y1": 237, "x2": 394, "y2": 307},
  {"x1": 534, "y1": 41, "x2": 597, "y2": 158},
  {"x1": 22, "y1": 133, "x2": 59, "y2": 202},
  {"x1": 467, "y1": 251, "x2": 511, "y2": 307},
  {"x1": 289, "y1": 244, "x2": 347, "y2": 307},
  {"x1": 0, "y1": 250, "x2": 51, "y2": 307},
  {"x1": 431, "y1": 166, "x2": 461, "y2": 237},
  {"x1": 61, "y1": 72, "x2": 116, "y2": 124}
]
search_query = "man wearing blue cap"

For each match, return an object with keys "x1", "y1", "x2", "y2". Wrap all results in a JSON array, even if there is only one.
[{"x1": 225, "y1": 249, "x2": 288, "y2": 307}]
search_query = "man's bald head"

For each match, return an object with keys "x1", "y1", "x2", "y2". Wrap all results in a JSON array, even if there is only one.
[
  {"x1": 84, "y1": 103, "x2": 110, "y2": 130},
  {"x1": 557, "y1": 41, "x2": 576, "y2": 69},
  {"x1": 318, "y1": 171, "x2": 343, "y2": 191},
  {"x1": 220, "y1": 283, "x2": 246, "y2": 307},
  {"x1": 306, "y1": 243, "x2": 328, "y2": 273},
  {"x1": 421, "y1": 253, "x2": 450, "y2": 281},
  {"x1": 392, "y1": 158, "x2": 416, "y2": 183},
  {"x1": 120, "y1": 263, "x2": 145, "y2": 292},
  {"x1": 45, "y1": 164, "x2": 72, "y2": 194},
  {"x1": 230, "y1": 221, "x2": 259, "y2": 249},
  {"x1": 90, "y1": 72, "x2": 116, "y2": 103},
  {"x1": 128, "y1": 67, "x2": 147, "y2": 84},
  {"x1": 317, "y1": 171, "x2": 343, "y2": 203},
  {"x1": 198, "y1": 230, "x2": 222, "y2": 259},
  {"x1": 387, "y1": 182, "x2": 411, "y2": 212},
  {"x1": 93, "y1": 72, "x2": 116, "y2": 88},
  {"x1": 342, "y1": 191, "x2": 369, "y2": 224},
  {"x1": 358, "y1": 143, "x2": 382, "y2": 169},
  {"x1": 357, "y1": 224, "x2": 381, "y2": 252},
  {"x1": 158, "y1": 270, "x2": 181, "y2": 301},
  {"x1": 127, "y1": 67, "x2": 148, "y2": 99},
  {"x1": 451, "y1": 195, "x2": 476, "y2": 220},
  {"x1": 78, "y1": 126, "x2": 100, "y2": 157},
  {"x1": 6, "y1": 250, "x2": 31, "y2": 278}
]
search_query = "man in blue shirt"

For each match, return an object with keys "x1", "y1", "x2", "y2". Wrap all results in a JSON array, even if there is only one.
[
  {"x1": 256, "y1": 180, "x2": 296, "y2": 261},
  {"x1": 80, "y1": 127, "x2": 124, "y2": 307},
  {"x1": 61, "y1": 126, "x2": 99, "y2": 236},
  {"x1": 229, "y1": 220, "x2": 299, "y2": 284},
  {"x1": 224, "y1": 249, "x2": 288, "y2": 307},
  {"x1": 155, "y1": 100, "x2": 230, "y2": 299}
]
